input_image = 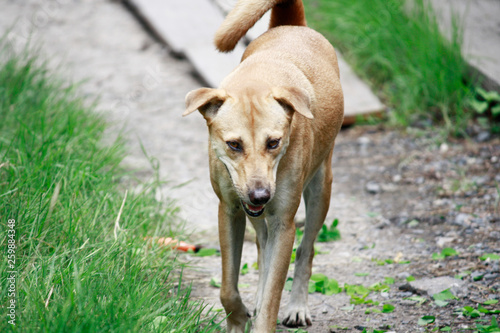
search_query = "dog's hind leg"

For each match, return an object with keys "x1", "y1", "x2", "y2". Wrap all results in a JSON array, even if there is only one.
[
  {"x1": 219, "y1": 202, "x2": 251, "y2": 332},
  {"x1": 282, "y1": 149, "x2": 334, "y2": 327}
]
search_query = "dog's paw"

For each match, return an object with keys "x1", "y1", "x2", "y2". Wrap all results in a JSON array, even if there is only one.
[{"x1": 282, "y1": 304, "x2": 312, "y2": 327}]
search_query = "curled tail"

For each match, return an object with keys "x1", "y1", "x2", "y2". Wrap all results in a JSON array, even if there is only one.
[{"x1": 214, "y1": 0, "x2": 306, "y2": 53}]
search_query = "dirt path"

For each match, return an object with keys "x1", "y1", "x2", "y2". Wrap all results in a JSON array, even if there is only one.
[
  {"x1": 187, "y1": 127, "x2": 500, "y2": 332},
  {"x1": 2, "y1": 1, "x2": 498, "y2": 332}
]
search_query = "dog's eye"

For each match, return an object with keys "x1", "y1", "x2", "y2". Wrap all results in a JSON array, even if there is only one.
[
  {"x1": 226, "y1": 141, "x2": 242, "y2": 151},
  {"x1": 267, "y1": 139, "x2": 280, "y2": 150}
]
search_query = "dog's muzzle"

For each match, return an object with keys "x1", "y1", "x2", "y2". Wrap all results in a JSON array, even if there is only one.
[
  {"x1": 242, "y1": 201, "x2": 265, "y2": 217},
  {"x1": 242, "y1": 187, "x2": 271, "y2": 217}
]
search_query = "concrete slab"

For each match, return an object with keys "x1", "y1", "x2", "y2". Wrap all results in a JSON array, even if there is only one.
[
  {"x1": 126, "y1": 0, "x2": 216, "y2": 54},
  {"x1": 185, "y1": 44, "x2": 244, "y2": 87},
  {"x1": 126, "y1": 0, "x2": 245, "y2": 87},
  {"x1": 337, "y1": 56, "x2": 386, "y2": 125},
  {"x1": 430, "y1": 0, "x2": 500, "y2": 91}
]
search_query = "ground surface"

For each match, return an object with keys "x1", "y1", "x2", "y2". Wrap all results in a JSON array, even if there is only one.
[
  {"x1": 187, "y1": 126, "x2": 500, "y2": 332},
  {"x1": 1, "y1": 1, "x2": 498, "y2": 332}
]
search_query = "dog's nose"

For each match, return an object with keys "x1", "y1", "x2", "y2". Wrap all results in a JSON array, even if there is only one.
[{"x1": 249, "y1": 188, "x2": 271, "y2": 205}]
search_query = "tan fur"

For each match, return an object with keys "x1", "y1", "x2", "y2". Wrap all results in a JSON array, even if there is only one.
[{"x1": 185, "y1": 0, "x2": 343, "y2": 331}]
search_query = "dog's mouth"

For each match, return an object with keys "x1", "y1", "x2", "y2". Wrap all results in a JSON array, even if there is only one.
[{"x1": 241, "y1": 201, "x2": 265, "y2": 217}]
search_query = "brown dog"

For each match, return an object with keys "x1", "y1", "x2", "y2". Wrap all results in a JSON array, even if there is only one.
[{"x1": 184, "y1": 0, "x2": 343, "y2": 331}]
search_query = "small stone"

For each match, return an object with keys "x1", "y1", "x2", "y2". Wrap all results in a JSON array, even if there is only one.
[
  {"x1": 415, "y1": 176, "x2": 425, "y2": 184},
  {"x1": 396, "y1": 272, "x2": 411, "y2": 279},
  {"x1": 366, "y1": 181, "x2": 381, "y2": 194},
  {"x1": 433, "y1": 199, "x2": 447, "y2": 207},
  {"x1": 381, "y1": 183, "x2": 398, "y2": 192},
  {"x1": 440, "y1": 143, "x2": 449, "y2": 153},
  {"x1": 471, "y1": 271, "x2": 485, "y2": 281},
  {"x1": 436, "y1": 237, "x2": 455, "y2": 248},
  {"x1": 472, "y1": 176, "x2": 489, "y2": 186},
  {"x1": 454, "y1": 213, "x2": 471, "y2": 227},
  {"x1": 358, "y1": 136, "x2": 371, "y2": 145},
  {"x1": 492, "y1": 156, "x2": 498, "y2": 163},
  {"x1": 476, "y1": 131, "x2": 491, "y2": 142},
  {"x1": 392, "y1": 174, "x2": 402, "y2": 183},
  {"x1": 490, "y1": 231, "x2": 500, "y2": 240},
  {"x1": 484, "y1": 273, "x2": 499, "y2": 281},
  {"x1": 397, "y1": 291, "x2": 413, "y2": 298},
  {"x1": 472, "y1": 218, "x2": 485, "y2": 225},
  {"x1": 408, "y1": 276, "x2": 467, "y2": 297},
  {"x1": 491, "y1": 261, "x2": 500, "y2": 272}
]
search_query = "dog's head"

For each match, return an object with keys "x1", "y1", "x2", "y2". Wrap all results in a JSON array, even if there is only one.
[{"x1": 184, "y1": 86, "x2": 312, "y2": 217}]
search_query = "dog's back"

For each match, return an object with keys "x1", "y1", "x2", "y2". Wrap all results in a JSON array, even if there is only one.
[{"x1": 214, "y1": 0, "x2": 307, "y2": 52}]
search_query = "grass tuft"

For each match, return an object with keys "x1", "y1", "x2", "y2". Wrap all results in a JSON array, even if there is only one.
[
  {"x1": 306, "y1": 0, "x2": 474, "y2": 135},
  {"x1": 0, "y1": 42, "x2": 221, "y2": 332}
]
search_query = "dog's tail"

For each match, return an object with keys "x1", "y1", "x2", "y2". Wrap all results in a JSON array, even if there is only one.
[{"x1": 214, "y1": 0, "x2": 306, "y2": 53}]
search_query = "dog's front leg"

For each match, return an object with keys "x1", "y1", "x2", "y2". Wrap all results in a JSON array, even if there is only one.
[
  {"x1": 253, "y1": 216, "x2": 295, "y2": 332},
  {"x1": 249, "y1": 218, "x2": 268, "y2": 314},
  {"x1": 219, "y1": 202, "x2": 250, "y2": 332}
]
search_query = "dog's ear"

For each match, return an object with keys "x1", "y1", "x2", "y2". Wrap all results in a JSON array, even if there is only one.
[
  {"x1": 272, "y1": 87, "x2": 314, "y2": 119},
  {"x1": 184, "y1": 88, "x2": 227, "y2": 119}
]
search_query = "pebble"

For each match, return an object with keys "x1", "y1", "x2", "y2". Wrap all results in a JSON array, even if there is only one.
[
  {"x1": 436, "y1": 237, "x2": 455, "y2": 248},
  {"x1": 472, "y1": 175, "x2": 489, "y2": 186},
  {"x1": 476, "y1": 131, "x2": 491, "y2": 142},
  {"x1": 471, "y1": 271, "x2": 485, "y2": 281},
  {"x1": 433, "y1": 199, "x2": 449, "y2": 207},
  {"x1": 392, "y1": 174, "x2": 402, "y2": 183},
  {"x1": 453, "y1": 213, "x2": 471, "y2": 227},
  {"x1": 491, "y1": 261, "x2": 500, "y2": 272},
  {"x1": 366, "y1": 181, "x2": 381, "y2": 194},
  {"x1": 464, "y1": 228, "x2": 475, "y2": 234},
  {"x1": 484, "y1": 273, "x2": 499, "y2": 280},
  {"x1": 397, "y1": 291, "x2": 413, "y2": 298},
  {"x1": 440, "y1": 143, "x2": 449, "y2": 153},
  {"x1": 415, "y1": 176, "x2": 425, "y2": 184},
  {"x1": 381, "y1": 183, "x2": 398, "y2": 192},
  {"x1": 357, "y1": 136, "x2": 371, "y2": 145},
  {"x1": 408, "y1": 276, "x2": 467, "y2": 297},
  {"x1": 396, "y1": 272, "x2": 411, "y2": 279}
]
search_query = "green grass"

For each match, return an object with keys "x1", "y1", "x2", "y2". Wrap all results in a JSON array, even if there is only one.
[
  {"x1": 0, "y1": 44, "x2": 221, "y2": 332},
  {"x1": 306, "y1": 0, "x2": 473, "y2": 135}
]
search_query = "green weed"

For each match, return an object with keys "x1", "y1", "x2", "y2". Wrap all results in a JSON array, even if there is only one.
[
  {"x1": 306, "y1": 0, "x2": 473, "y2": 136},
  {"x1": 0, "y1": 44, "x2": 220, "y2": 332}
]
